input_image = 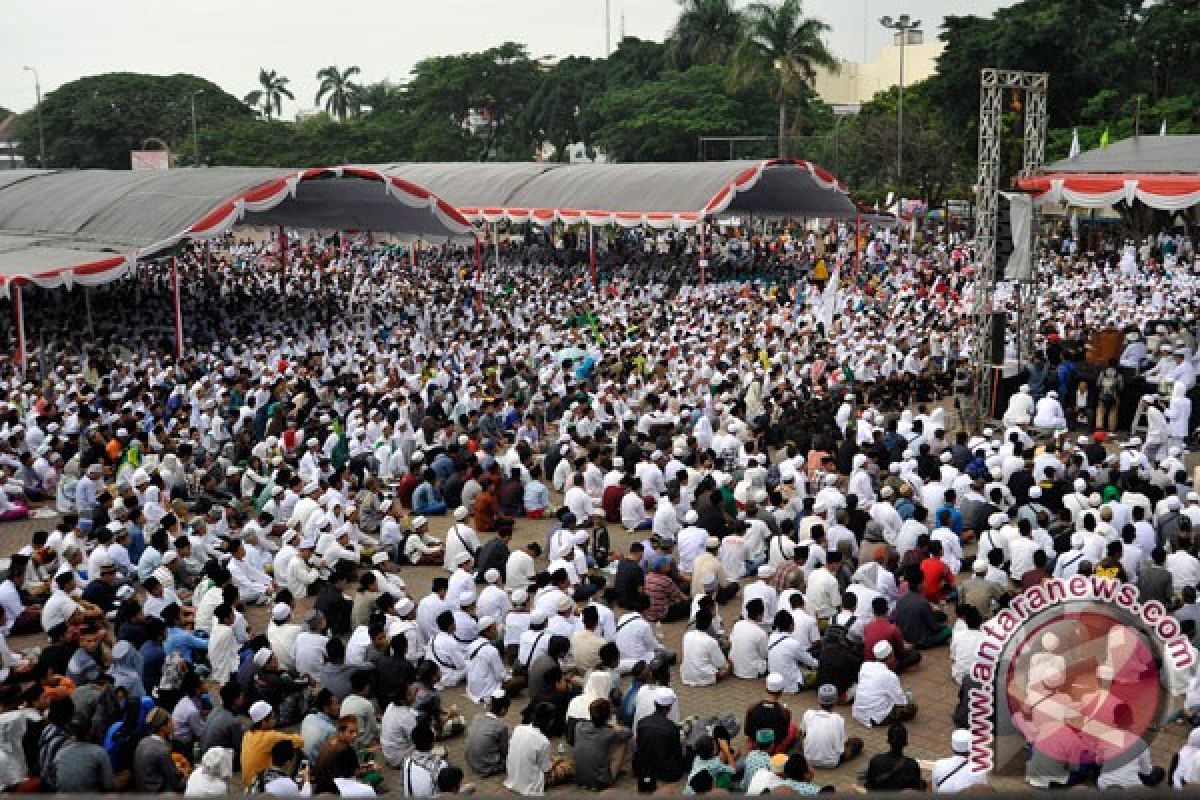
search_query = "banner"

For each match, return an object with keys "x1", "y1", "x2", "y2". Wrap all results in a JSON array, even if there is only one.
[{"x1": 1000, "y1": 192, "x2": 1033, "y2": 281}]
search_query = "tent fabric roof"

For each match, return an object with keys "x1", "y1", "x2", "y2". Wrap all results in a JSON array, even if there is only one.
[
  {"x1": 367, "y1": 159, "x2": 854, "y2": 229},
  {"x1": 1043, "y1": 135, "x2": 1200, "y2": 174},
  {"x1": 1017, "y1": 135, "x2": 1200, "y2": 211},
  {"x1": 0, "y1": 166, "x2": 473, "y2": 295}
]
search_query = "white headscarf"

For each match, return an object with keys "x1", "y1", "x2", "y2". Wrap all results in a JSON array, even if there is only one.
[{"x1": 566, "y1": 669, "x2": 614, "y2": 721}]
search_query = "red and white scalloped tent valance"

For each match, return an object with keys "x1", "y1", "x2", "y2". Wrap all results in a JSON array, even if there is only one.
[
  {"x1": 1017, "y1": 173, "x2": 1200, "y2": 211},
  {"x1": 384, "y1": 159, "x2": 854, "y2": 231},
  {"x1": 0, "y1": 166, "x2": 473, "y2": 297}
]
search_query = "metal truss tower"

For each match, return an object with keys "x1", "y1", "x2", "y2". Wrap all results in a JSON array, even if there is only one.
[{"x1": 968, "y1": 69, "x2": 1049, "y2": 427}]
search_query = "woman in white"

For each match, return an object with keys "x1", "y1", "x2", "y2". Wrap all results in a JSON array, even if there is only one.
[
  {"x1": 208, "y1": 604, "x2": 240, "y2": 686},
  {"x1": 565, "y1": 670, "x2": 614, "y2": 738},
  {"x1": 185, "y1": 747, "x2": 233, "y2": 796}
]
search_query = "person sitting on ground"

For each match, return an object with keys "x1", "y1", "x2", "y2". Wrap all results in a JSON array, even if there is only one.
[
  {"x1": 802, "y1": 683, "x2": 864, "y2": 769},
  {"x1": 863, "y1": 723, "x2": 927, "y2": 790},
  {"x1": 572, "y1": 698, "x2": 634, "y2": 790},
  {"x1": 852, "y1": 641, "x2": 917, "y2": 727}
]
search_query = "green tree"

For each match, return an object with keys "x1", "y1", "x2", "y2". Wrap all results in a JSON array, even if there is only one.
[
  {"x1": 315, "y1": 65, "x2": 362, "y2": 121},
  {"x1": 521, "y1": 56, "x2": 606, "y2": 160},
  {"x1": 668, "y1": 0, "x2": 744, "y2": 69},
  {"x1": 592, "y1": 64, "x2": 774, "y2": 161},
  {"x1": 729, "y1": 0, "x2": 837, "y2": 159},
  {"x1": 243, "y1": 68, "x2": 294, "y2": 119},
  {"x1": 10, "y1": 73, "x2": 250, "y2": 169},
  {"x1": 605, "y1": 37, "x2": 669, "y2": 89}
]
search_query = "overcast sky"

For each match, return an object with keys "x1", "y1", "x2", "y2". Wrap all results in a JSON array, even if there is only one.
[{"x1": 0, "y1": 0, "x2": 1015, "y2": 117}]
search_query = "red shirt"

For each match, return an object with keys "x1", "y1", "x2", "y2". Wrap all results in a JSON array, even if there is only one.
[
  {"x1": 919, "y1": 556, "x2": 955, "y2": 602},
  {"x1": 863, "y1": 617, "x2": 910, "y2": 661},
  {"x1": 601, "y1": 485, "x2": 626, "y2": 524}
]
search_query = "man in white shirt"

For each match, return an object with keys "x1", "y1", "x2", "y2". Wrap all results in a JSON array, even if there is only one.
[
  {"x1": 931, "y1": 730, "x2": 989, "y2": 793},
  {"x1": 505, "y1": 542, "x2": 540, "y2": 591},
  {"x1": 805, "y1": 553, "x2": 843, "y2": 623},
  {"x1": 730, "y1": 598, "x2": 769, "y2": 679},
  {"x1": 506, "y1": 705, "x2": 567, "y2": 795},
  {"x1": 852, "y1": 641, "x2": 916, "y2": 727},
  {"x1": 742, "y1": 566, "x2": 779, "y2": 622},
  {"x1": 767, "y1": 611, "x2": 818, "y2": 692},
  {"x1": 680, "y1": 608, "x2": 730, "y2": 687},
  {"x1": 266, "y1": 603, "x2": 303, "y2": 672},
  {"x1": 677, "y1": 512, "x2": 708, "y2": 574},
  {"x1": 465, "y1": 617, "x2": 510, "y2": 703},
  {"x1": 41, "y1": 571, "x2": 81, "y2": 632},
  {"x1": 294, "y1": 611, "x2": 331, "y2": 680},
  {"x1": 802, "y1": 684, "x2": 863, "y2": 768},
  {"x1": 443, "y1": 508, "x2": 480, "y2": 572},
  {"x1": 614, "y1": 602, "x2": 674, "y2": 672}
]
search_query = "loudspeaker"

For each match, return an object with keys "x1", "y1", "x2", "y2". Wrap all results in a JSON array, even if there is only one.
[{"x1": 989, "y1": 312, "x2": 1006, "y2": 364}]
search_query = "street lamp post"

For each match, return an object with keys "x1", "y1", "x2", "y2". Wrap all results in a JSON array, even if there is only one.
[
  {"x1": 191, "y1": 89, "x2": 204, "y2": 166},
  {"x1": 879, "y1": 14, "x2": 920, "y2": 198},
  {"x1": 23, "y1": 66, "x2": 45, "y2": 167}
]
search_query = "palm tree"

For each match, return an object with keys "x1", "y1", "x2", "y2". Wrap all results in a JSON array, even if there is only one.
[
  {"x1": 668, "y1": 0, "x2": 744, "y2": 69},
  {"x1": 730, "y1": 0, "x2": 838, "y2": 159},
  {"x1": 243, "y1": 68, "x2": 294, "y2": 119},
  {"x1": 315, "y1": 65, "x2": 362, "y2": 121}
]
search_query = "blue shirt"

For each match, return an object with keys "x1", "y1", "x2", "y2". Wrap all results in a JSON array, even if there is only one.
[
  {"x1": 140, "y1": 639, "x2": 166, "y2": 689},
  {"x1": 934, "y1": 504, "x2": 964, "y2": 536},
  {"x1": 523, "y1": 480, "x2": 550, "y2": 511},
  {"x1": 164, "y1": 626, "x2": 208, "y2": 663}
]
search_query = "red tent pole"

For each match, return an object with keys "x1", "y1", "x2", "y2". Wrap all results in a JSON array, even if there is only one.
[
  {"x1": 413, "y1": 237, "x2": 420, "y2": 269},
  {"x1": 588, "y1": 224, "x2": 597, "y2": 291},
  {"x1": 13, "y1": 285, "x2": 26, "y2": 376},
  {"x1": 277, "y1": 225, "x2": 287, "y2": 264},
  {"x1": 171, "y1": 256, "x2": 184, "y2": 361},
  {"x1": 854, "y1": 212, "x2": 862, "y2": 273},
  {"x1": 699, "y1": 220, "x2": 707, "y2": 289}
]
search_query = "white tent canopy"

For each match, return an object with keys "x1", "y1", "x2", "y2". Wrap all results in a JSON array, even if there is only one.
[{"x1": 0, "y1": 166, "x2": 473, "y2": 295}]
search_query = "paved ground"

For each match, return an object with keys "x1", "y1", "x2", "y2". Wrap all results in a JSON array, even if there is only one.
[{"x1": 1, "y1": 491, "x2": 1190, "y2": 794}]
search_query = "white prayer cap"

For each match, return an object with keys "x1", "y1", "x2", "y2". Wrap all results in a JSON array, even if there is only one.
[
  {"x1": 873, "y1": 640, "x2": 893, "y2": 660},
  {"x1": 458, "y1": 590, "x2": 476, "y2": 606},
  {"x1": 685, "y1": 510, "x2": 699, "y2": 524},
  {"x1": 765, "y1": 673, "x2": 785, "y2": 692},
  {"x1": 253, "y1": 647, "x2": 273, "y2": 667},
  {"x1": 271, "y1": 603, "x2": 291, "y2": 622},
  {"x1": 396, "y1": 597, "x2": 415, "y2": 616},
  {"x1": 411, "y1": 515, "x2": 428, "y2": 528},
  {"x1": 654, "y1": 688, "x2": 677, "y2": 707},
  {"x1": 952, "y1": 730, "x2": 972, "y2": 754},
  {"x1": 249, "y1": 701, "x2": 274, "y2": 723},
  {"x1": 454, "y1": 506, "x2": 469, "y2": 521},
  {"x1": 455, "y1": 551, "x2": 473, "y2": 567},
  {"x1": 371, "y1": 552, "x2": 389, "y2": 566},
  {"x1": 511, "y1": 588, "x2": 529, "y2": 605}
]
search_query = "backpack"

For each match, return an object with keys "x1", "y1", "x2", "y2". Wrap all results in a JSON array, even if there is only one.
[
  {"x1": 822, "y1": 617, "x2": 863, "y2": 660},
  {"x1": 590, "y1": 526, "x2": 612, "y2": 568}
]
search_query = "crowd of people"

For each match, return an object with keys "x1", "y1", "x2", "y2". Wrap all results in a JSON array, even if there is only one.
[{"x1": 0, "y1": 219, "x2": 1197, "y2": 795}]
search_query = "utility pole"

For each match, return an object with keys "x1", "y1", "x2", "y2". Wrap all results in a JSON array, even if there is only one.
[
  {"x1": 605, "y1": 0, "x2": 612, "y2": 56},
  {"x1": 23, "y1": 66, "x2": 45, "y2": 166},
  {"x1": 879, "y1": 15, "x2": 921, "y2": 198}
]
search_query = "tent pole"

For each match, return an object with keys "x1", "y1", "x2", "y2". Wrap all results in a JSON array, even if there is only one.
[
  {"x1": 588, "y1": 224, "x2": 597, "y2": 291},
  {"x1": 13, "y1": 285, "x2": 26, "y2": 377},
  {"x1": 699, "y1": 220, "x2": 707, "y2": 289},
  {"x1": 277, "y1": 225, "x2": 287, "y2": 266},
  {"x1": 855, "y1": 212, "x2": 862, "y2": 273},
  {"x1": 84, "y1": 286, "x2": 94, "y2": 337},
  {"x1": 493, "y1": 222, "x2": 501, "y2": 270},
  {"x1": 474, "y1": 234, "x2": 482, "y2": 282},
  {"x1": 413, "y1": 237, "x2": 419, "y2": 269},
  {"x1": 171, "y1": 255, "x2": 184, "y2": 362}
]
